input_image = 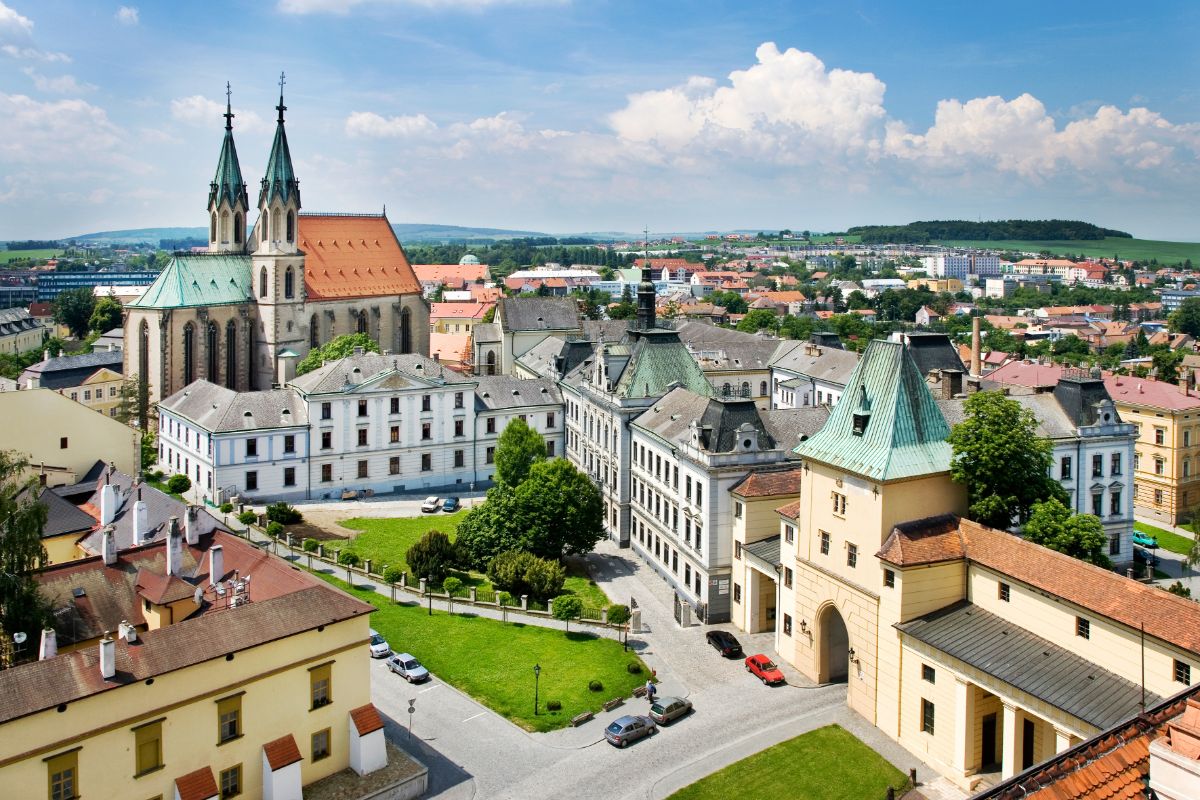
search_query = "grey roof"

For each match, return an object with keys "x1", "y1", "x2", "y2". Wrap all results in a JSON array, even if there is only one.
[
  {"x1": 74, "y1": 467, "x2": 226, "y2": 554},
  {"x1": 633, "y1": 387, "x2": 775, "y2": 453},
  {"x1": 897, "y1": 601, "x2": 1160, "y2": 730},
  {"x1": 289, "y1": 352, "x2": 474, "y2": 395},
  {"x1": 937, "y1": 383, "x2": 1115, "y2": 442},
  {"x1": 761, "y1": 407, "x2": 832, "y2": 452},
  {"x1": 902, "y1": 333, "x2": 966, "y2": 377},
  {"x1": 580, "y1": 319, "x2": 629, "y2": 342},
  {"x1": 160, "y1": 380, "x2": 308, "y2": 432},
  {"x1": 514, "y1": 335, "x2": 569, "y2": 377},
  {"x1": 743, "y1": 535, "x2": 781, "y2": 569},
  {"x1": 0, "y1": 306, "x2": 39, "y2": 336},
  {"x1": 20, "y1": 350, "x2": 124, "y2": 390},
  {"x1": 768, "y1": 340, "x2": 860, "y2": 387},
  {"x1": 674, "y1": 319, "x2": 774, "y2": 346},
  {"x1": 613, "y1": 329, "x2": 714, "y2": 400},
  {"x1": 498, "y1": 297, "x2": 581, "y2": 332},
  {"x1": 687, "y1": 339, "x2": 780, "y2": 374},
  {"x1": 39, "y1": 487, "x2": 95, "y2": 539},
  {"x1": 474, "y1": 375, "x2": 562, "y2": 411},
  {"x1": 472, "y1": 322, "x2": 501, "y2": 344}
]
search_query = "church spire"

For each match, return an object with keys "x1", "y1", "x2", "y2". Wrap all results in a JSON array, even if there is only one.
[
  {"x1": 208, "y1": 82, "x2": 248, "y2": 212},
  {"x1": 258, "y1": 71, "x2": 300, "y2": 209},
  {"x1": 636, "y1": 225, "x2": 657, "y2": 330}
]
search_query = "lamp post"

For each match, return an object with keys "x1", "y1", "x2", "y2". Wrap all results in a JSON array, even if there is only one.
[
  {"x1": 533, "y1": 663, "x2": 541, "y2": 716},
  {"x1": 427, "y1": 576, "x2": 432, "y2": 616}
]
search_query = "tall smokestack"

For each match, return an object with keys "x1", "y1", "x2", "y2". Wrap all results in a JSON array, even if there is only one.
[{"x1": 971, "y1": 317, "x2": 982, "y2": 377}]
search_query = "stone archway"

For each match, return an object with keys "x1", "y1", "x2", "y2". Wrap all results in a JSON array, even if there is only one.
[{"x1": 816, "y1": 603, "x2": 849, "y2": 684}]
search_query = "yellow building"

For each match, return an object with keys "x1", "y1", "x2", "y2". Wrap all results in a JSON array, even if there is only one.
[
  {"x1": 0, "y1": 520, "x2": 413, "y2": 799},
  {"x1": 20, "y1": 350, "x2": 127, "y2": 419},
  {"x1": 428, "y1": 301, "x2": 492, "y2": 334},
  {"x1": 0, "y1": 388, "x2": 138, "y2": 484},
  {"x1": 908, "y1": 278, "x2": 964, "y2": 293},
  {"x1": 729, "y1": 467, "x2": 802, "y2": 635}
]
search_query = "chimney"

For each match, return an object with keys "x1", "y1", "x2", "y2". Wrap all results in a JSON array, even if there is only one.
[
  {"x1": 132, "y1": 494, "x2": 148, "y2": 545},
  {"x1": 102, "y1": 525, "x2": 117, "y2": 565},
  {"x1": 209, "y1": 544, "x2": 224, "y2": 587},
  {"x1": 39, "y1": 628, "x2": 57, "y2": 660},
  {"x1": 118, "y1": 620, "x2": 137, "y2": 643},
  {"x1": 99, "y1": 633, "x2": 115, "y2": 680},
  {"x1": 43, "y1": 348, "x2": 50, "y2": 362},
  {"x1": 99, "y1": 483, "x2": 117, "y2": 526},
  {"x1": 970, "y1": 317, "x2": 982, "y2": 377},
  {"x1": 1180, "y1": 369, "x2": 1190, "y2": 396},
  {"x1": 184, "y1": 505, "x2": 199, "y2": 545},
  {"x1": 166, "y1": 517, "x2": 182, "y2": 577}
]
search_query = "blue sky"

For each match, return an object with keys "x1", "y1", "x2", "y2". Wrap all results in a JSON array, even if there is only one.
[{"x1": 1, "y1": 0, "x2": 1197, "y2": 240}]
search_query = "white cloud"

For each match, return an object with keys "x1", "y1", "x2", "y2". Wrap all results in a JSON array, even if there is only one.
[
  {"x1": 278, "y1": 0, "x2": 563, "y2": 13},
  {"x1": 0, "y1": 93, "x2": 121, "y2": 162},
  {"x1": 115, "y1": 6, "x2": 139, "y2": 25},
  {"x1": 2, "y1": 44, "x2": 70, "y2": 61},
  {"x1": 345, "y1": 110, "x2": 437, "y2": 138},
  {"x1": 22, "y1": 67, "x2": 94, "y2": 94},
  {"x1": 0, "y1": 2, "x2": 33, "y2": 37},
  {"x1": 170, "y1": 94, "x2": 267, "y2": 132}
]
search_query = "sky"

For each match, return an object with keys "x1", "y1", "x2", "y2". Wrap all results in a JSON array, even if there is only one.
[{"x1": 0, "y1": 0, "x2": 1197, "y2": 241}]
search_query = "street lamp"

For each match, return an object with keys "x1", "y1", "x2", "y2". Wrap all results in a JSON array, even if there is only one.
[
  {"x1": 427, "y1": 576, "x2": 433, "y2": 616},
  {"x1": 533, "y1": 663, "x2": 541, "y2": 716}
]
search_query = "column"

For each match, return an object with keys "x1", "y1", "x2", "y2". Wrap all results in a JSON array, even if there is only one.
[
  {"x1": 953, "y1": 678, "x2": 976, "y2": 775},
  {"x1": 1054, "y1": 727, "x2": 1073, "y2": 754},
  {"x1": 1001, "y1": 702, "x2": 1020, "y2": 780}
]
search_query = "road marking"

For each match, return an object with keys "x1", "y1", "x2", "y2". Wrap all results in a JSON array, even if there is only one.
[
  {"x1": 462, "y1": 711, "x2": 487, "y2": 722},
  {"x1": 418, "y1": 684, "x2": 440, "y2": 694}
]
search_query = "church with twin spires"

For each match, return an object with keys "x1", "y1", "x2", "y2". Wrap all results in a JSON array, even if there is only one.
[{"x1": 124, "y1": 81, "x2": 429, "y2": 406}]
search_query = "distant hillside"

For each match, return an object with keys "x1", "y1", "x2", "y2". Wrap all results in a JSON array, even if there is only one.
[
  {"x1": 846, "y1": 220, "x2": 1132, "y2": 245},
  {"x1": 59, "y1": 222, "x2": 551, "y2": 246},
  {"x1": 67, "y1": 227, "x2": 205, "y2": 246}
]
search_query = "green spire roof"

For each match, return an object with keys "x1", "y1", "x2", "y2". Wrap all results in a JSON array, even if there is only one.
[
  {"x1": 794, "y1": 339, "x2": 952, "y2": 481},
  {"x1": 209, "y1": 89, "x2": 248, "y2": 210},
  {"x1": 258, "y1": 84, "x2": 300, "y2": 209},
  {"x1": 614, "y1": 329, "x2": 714, "y2": 399}
]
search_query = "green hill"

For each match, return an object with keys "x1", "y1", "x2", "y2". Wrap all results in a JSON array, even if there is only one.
[{"x1": 934, "y1": 237, "x2": 1197, "y2": 264}]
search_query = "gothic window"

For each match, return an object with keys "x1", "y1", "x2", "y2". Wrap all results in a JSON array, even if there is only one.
[
  {"x1": 310, "y1": 314, "x2": 319, "y2": 348},
  {"x1": 273, "y1": 208, "x2": 282, "y2": 242},
  {"x1": 210, "y1": 213, "x2": 217, "y2": 243},
  {"x1": 399, "y1": 307, "x2": 412, "y2": 354},
  {"x1": 287, "y1": 210, "x2": 295, "y2": 243},
  {"x1": 183, "y1": 323, "x2": 195, "y2": 386},
  {"x1": 486, "y1": 350, "x2": 496, "y2": 376},
  {"x1": 356, "y1": 311, "x2": 367, "y2": 334},
  {"x1": 206, "y1": 322, "x2": 219, "y2": 381},
  {"x1": 138, "y1": 320, "x2": 150, "y2": 419},
  {"x1": 234, "y1": 212, "x2": 243, "y2": 244},
  {"x1": 220, "y1": 210, "x2": 230, "y2": 243},
  {"x1": 225, "y1": 320, "x2": 237, "y2": 389},
  {"x1": 261, "y1": 215, "x2": 268, "y2": 243},
  {"x1": 285, "y1": 266, "x2": 294, "y2": 299},
  {"x1": 259, "y1": 267, "x2": 267, "y2": 298}
]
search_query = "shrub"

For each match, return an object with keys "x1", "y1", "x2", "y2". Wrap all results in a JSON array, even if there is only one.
[
  {"x1": 237, "y1": 510, "x2": 257, "y2": 525},
  {"x1": 606, "y1": 604, "x2": 631, "y2": 626},
  {"x1": 527, "y1": 558, "x2": 566, "y2": 600},
  {"x1": 337, "y1": 550, "x2": 361, "y2": 567},
  {"x1": 406, "y1": 530, "x2": 456, "y2": 583},
  {"x1": 442, "y1": 576, "x2": 463, "y2": 597},
  {"x1": 552, "y1": 594, "x2": 583, "y2": 630},
  {"x1": 302, "y1": 537, "x2": 319, "y2": 553},
  {"x1": 146, "y1": 469, "x2": 164, "y2": 482},
  {"x1": 487, "y1": 551, "x2": 565, "y2": 601},
  {"x1": 382, "y1": 566, "x2": 404, "y2": 584},
  {"x1": 496, "y1": 590, "x2": 513, "y2": 607},
  {"x1": 266, "y1": 521, "x2": 284, "y2": 537},
  {"x1": 265, "y1": 501, "x2": 303, "y2": 525},
  {"x1": 588, "y1": 679, "x2": 603, "y2": 692},
  {"x1": 219, "y1": 502, "x2": 234, "y2": 513},
  {"x1": 626, "y1": 663, "x2": 642, "y2": 675},
  {"x1": 166, "y1": 474, "x2": 191, "y2": 494},
  {"x1": 546, "y1": 699, "x2": 562, "y2": 711}
]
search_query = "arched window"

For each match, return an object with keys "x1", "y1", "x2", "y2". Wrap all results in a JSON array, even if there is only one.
[
  {"x1": 399, "y1": 307, "x2": 412, "y2": 354},
  {"x1": 234, "y1": 213, "x2": 243, "y2": 244},
  {"x1": 259, "y1": 267, "x2": 268, "y2": 298},
  {"x1": 284, "y1": 266, "x2": 294, "y2": 299},
  {"x1": 356, "y1": 311, "x2": 367, "y2": 334},
  {"x1": 260, "y1": 214, "x2": 268, "y2": 243},
  {"x1": 206, "y1": 322, "x2": 219, "y2": 381},
  {"x1": 286, "y1": 210, "x2": 295, "y2": 243},
  {"x1": 722, "y1": 382, "x2": 731, "y2": 397},
  {"x1": 741, "y1": 381, "x2": 750, "y2": 398},
  {"x1": 310, "y1": 314, "x2": 319, "y2": 348},
  {"x1": 182, "y1": 323, "x2": 195, "y2": 386},
  {"x1": 272, "y1": 209, "x2": 282, "y2": 242},
  {"x1": 225, "y1": 320, "x2": 237, "y2": 389},
  {"x1": 760, "y1": 381, "x2": 767, "y2": 396},
  {"x1": 220, "y1": 210, "x2": 230, "y2": 243},
  {"x1": 210, "y1": 213, "x2": 217, "y2": 243},
  {"x1": 485, "y1": 350, "x2": 496, "y2": 376}
]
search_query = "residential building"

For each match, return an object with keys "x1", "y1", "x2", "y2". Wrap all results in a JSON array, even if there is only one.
[
  {"x1": 768, "y1": 338, "x2": 859, "y2": 409},
  {"x1": 20, "y1": 349, "x2": 125, "y2": 417},
  {"x1": 0, "y1": 306, "x2": 43, "y2": 354},
  {"x1": 1161, "y1": 289, "x2": 1200, "y2": 314},
  {"x1": 0, "y1": 388, "x2": 139, "y2": 483},
  {"x1": 412, "y1": 262, "x2": 490, "y2": 296},
  {"x1": 922, "y1": 255, "x2": 1002, "y2": 280},
  {"x1": 483, "y1": 297, "x2": 582, "y2": 376},
  {"x1": 429, "y1": 301, "x2": 492, "y2": 335}
]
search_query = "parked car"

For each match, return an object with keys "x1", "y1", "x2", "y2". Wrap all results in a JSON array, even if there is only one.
[
  {"x1": 604, "y1": 714, "x2": 657, "y2": 748},
  {"x1": 442, "y1": 496, "x2": 461, "y2": 512},
  {"x1": 705, "y1": 629, "x2": 743, "y2": 657},
  {"x1": 648, "y1": 696, "x2": 693, "y2": 726},
  {"x1": 368, "y1": 629, "x2": 391, "y2": 659},
  {"x1": 745, "y1": 653, "x2": 786, "y2": 685},
  {"x1": 1133, "y1": 530, "x2": 1159, "y2": 549},
  {"x1": 386, "y1": 653, "x2": 430, "y2": 683},
  {"x1": 1134, "y1": 546, "x2": 1159, "y2": 568},
  {"x1": 420, "y1": 496, "x2": 441, "y2": 513}
]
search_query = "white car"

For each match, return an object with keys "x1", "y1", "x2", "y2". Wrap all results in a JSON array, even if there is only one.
[
  {"x1": 368, "y1": 629, "x2": 391, "y2": 659},
  {"x1": 420, "y1": 496, "x2": 441, "y2": 513},
  {"x1": 387, "y1": 653, "x2": 430, "y2": 683}
]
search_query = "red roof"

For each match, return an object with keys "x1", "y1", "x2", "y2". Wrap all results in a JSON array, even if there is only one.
[
  {"x1": 175, "y1": 766, "x2": 219, "y2": 800},
  {"x1": 776, "y1": 499, "x2": 803, "y2": 519},
  {"x1": 28, "y1": 302, "x2": 53, "y2": 317},
  {"x1": 297, "y1": 215, "x2": 421, "y2": 300},
  {"x1": 429, "y1": 302, "x2": 490, "y2": 320},
  {"x1": 1103, "y1": 374, "x2": 1200, "y2": 411},
  {"x1": 731, "y1": 468, "x2": 804, "y2": 498},
  {"x1": 412, "y1": 263, "x2": 489, "y2": 286},
  {"x1": 263, "y1": 734, "x2": 303, "y2": 771},
  {"x1": 350, "y1": 703, "x2": 385, "y2": 735}
]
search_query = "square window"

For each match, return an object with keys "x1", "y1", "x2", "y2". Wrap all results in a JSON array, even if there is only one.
[
  {"x1": 312, "y1": 728, "x2": 331, "y2": 761},
  {"x1": 884, "y1": 569, "x2": 895, "y2": 588},
  {"x1": 219, "y1": 764, "x2": 241, "y2": 798},
  {"x1": 820, "y1": 531, "x2": 830, "y2": 555},
  {"x1": 921, "y1": 699, "x2": 935, "y2": 735},
  {"x1": 1076, "y1": 617, "x2": 1090, "y2": 639},
  {"x1": 1175, "y1": 659, "x2": 1191, "y2": 685},
  {"x1": 847, "y1": 543, "x2": 858, "y2": 568},
  {"x1": 922, "y1": 664, "x2": 936, "y2": 683},
  {"x1": 999, "y1": 582, "x2": 1010, "y2": 602},
  {"x1": 59, "y1": 436, "x2": 68, "y2": 449},
  {"x1": 832, "y1": 492, "x2": 846, "y2": 515}
]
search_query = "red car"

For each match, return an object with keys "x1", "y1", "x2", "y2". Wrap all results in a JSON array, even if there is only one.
[{"x1": 745, "y1": 653, "x2": 786, "y2": 685}]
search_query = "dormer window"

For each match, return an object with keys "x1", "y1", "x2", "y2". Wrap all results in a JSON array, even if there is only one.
[{"x1": 852, "y1": 385, "x2": 871, "y2": 436}]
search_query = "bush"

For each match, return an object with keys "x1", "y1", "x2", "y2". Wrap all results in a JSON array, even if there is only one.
[
  {"x1": 265, "y1": 501, "x2": 303, "y2": 525},
  {"x1": 442, "y1": 576, "x2": 463, "y2": 597},
  {"x1": 552, "y1": 594, "x2": 583, "y2": 628},
  {"x1": 406, "y1": 530, "x2": 456, "y2": 583},
  {"x1": 302, "y1": 537, "x2": 319, "y2": 553},
  {"x1": 626, "y1": 663, "x2": 642, "y2": 675},
  {"x1": 219, "y1": 502, "x2": 234, "y2": 513},
  {"x1": 146, "y1": 469, "x2": 164, "y2": 482},
  {"x1": 588, "y1": 679, "x2": 603, "y2": 692},
  {"x1": 265, "y1": 521, "x2": 284, "y2": 537},
  {"x1": 337, "y1": 550, "x2": 361, "y2": 567},
  {"x1": 237, "y1": 510, "x2": 257, "y2": 525},
  {"x1": 496, "y1": 590, "x2": 513, "y2": 607},
  {"x1": 166, "y1": 474, "x2": 191, "y2": 494},
  {"x1": 382, "y1": 566, "x2": 404, "y2": 584},
  {"x1": 488, "y1": 551, "x2": 565, "y2": 601},
  {"x1": 607, "y1": 604, "x2": 631, "y2": 626},
  {"x1": 546, "y1": 699, "x2": 562, "y2": 711}
]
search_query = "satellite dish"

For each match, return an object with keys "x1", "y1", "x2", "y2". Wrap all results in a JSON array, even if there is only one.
[{"x1": 12, "y1": 632, "x2": 26, "y2": 644}]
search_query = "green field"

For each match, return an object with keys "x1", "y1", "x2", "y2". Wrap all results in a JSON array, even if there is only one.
[
  {"x1": 0, "y1": 248, "x2": 61, "y2": 264},
  {"x1": 666, "y1": 725, "x2": 908, "y2": 800},
  {"x1": 317, "y1": 573, "x2": 647, "y2": 731},
  {"x1": 935, "y1": 237, "x2": 1198, "y2": 264}
]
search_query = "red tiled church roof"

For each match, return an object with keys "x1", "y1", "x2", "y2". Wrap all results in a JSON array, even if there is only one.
[{"x1": 298, "y1": 215, "x2": 421, "y2": 300}]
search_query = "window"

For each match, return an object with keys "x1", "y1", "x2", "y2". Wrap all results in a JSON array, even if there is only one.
[
  {"x1": 310, "y1": 662, "x2": 332, "y2": 708},
  {"x1": 922, "y1": 664, "x2": 936, "y2": 684},
  {"x1": 59, "y1": 437, "x2": 68, "y2": 449},
  {"x1": 685, "y1": 475, "x2": 692, "y2": 500},
  {"x1": 389, "y1": 456, "x2": 400, "y2": 475},
  {"x1": 1155, "y1": 489, "x2": 1164, "y2": 505},
  {"x1": 832, "y1": 492, "x2": 846, "y2": 516},
  {"x1": 133, "y1": 719, "x2": 163, "y2": 776},
  {"x1": 284, "y1": 467, "x2": 296, "y2": 487},
  {"x1": 1175, "y1": 659, "x2": 1191, "y2": 685},
  {"x1": 547, "y1": 441, "x2": 555, "y2": 457},
  {"x1": 454, "y1": 392, "x2": 464, "y2": 409},
  {"x1": 1111, "y1": 452, "x2": 1121, "y2": 475},
  {"x1": 884, "y1": 568, "x2": 895, "y2": 588},
  {"x1": 1076, "y1": 617, "x2": 1090, "y2": 639},
  {"x1": 1060, "y1": 456, "x2": 1072, "y2": 479},
  {"x1": 696, "y1": 484, "x2": 702, "y2": 507},
  {"x1": 245, "y1": 471, "x2": 257, "y2": 491},
  {"x1": 422, "y1": 395, "x2": 431, "y2": 412},
  {"x1": 1155, "y1": 457, "x2": 1165, "y2": 475},
  {"x1": 486, "y1": 447, "x2": 495, "y2": 464},
  {"x1": 999, "y1": 582, "x2": 1010, "y2": 602},
  {"x1": 734, "y1": 541, "x2": 742, "y2": 560},
  {"x1": 1111, "y1": 490, "x2": 1122, "y2": 516},
  {"x1": 422, "y1": 453, "x2": 432, "y2": 472},
  {"x1": 733, "y1": 583, "x2": 741, "y2": 603},
  {"x1": 1091, "y1": 493, "x2": 1102, "y2": 516},
  {"x1": 357, "y1": 399, "x2": 368, "y2": 417},
  {"x1": 734, "y1": 501, "x2": 743, "y2": 519},
  {"x1": 281, "y1": 434, "x2": 294, "y2": 454},
  {"x1": 83, "y1": 390, "x2": 91, "y2": 401},
  {"x1": 321, "y1": 431, "x2": 332, "y2": 450},
  {"x1": 784, "y1": 525, "x2": 795, "y2": 544},
  {"x1": 847, "y1": 543, "x2": 858, "y2": 568},
  {"x1": 357, "y1": 429, "x2": 368, "y2": 447},
  {"x1": 921, "y1": 699, "x2": 935, "y2": 735},
  {"x1": 219, "y1": 764, "x2": 241, "y2": 798},
  {"x1": 486, "y1": 418, "x2": 496, "y2": 434},
  {"x1": 321, "y1": 464, "x2": 332, "y2": 482},
  {"x1": 357, "y1": 460, "x2": 368, "y2": 478},
  {"x1": 46, "y1": 749, "x2": 77, "y2": 800},
  {"x1": 784, "y1": 567, "x2": 793, "y2": 588},
  {"x1": 547, "y1": 412, "x2": 555, "y2": 429},
  {"x1": 216, "y1": 694, "x2": 242, "y2": 743},
  {"x1": 312, "y1": 729, "x2": 331, "y2": 762},
  {"x1": 454, "y1": 450, "x2": 465, "y2": 468},
  {"x1": 284, "y1": 266, "x2": 294, "y2": 299},
  {"x1": 1109, "y1": 533, "x2": 1120, "y2": 556},
  {"x1": 422, "y1": 423, "x2": 431, "y2": 440},
  {"x1": 1134, "y1": 452, "x2": 1141, "y2": 471},
  {"x1": 783, "y1": 614, "x2": 792, "y2": 636},
  {"x1": 1092, "y1": 454, "x2": 1103, "y2": 478},
  {"x1": 1156, "y1": 427, "x2": 1166, "y2": 445},
  {"x1": 820, "y1": 530, "x2": 830, "y2": 555},
  {"x1": 246, "y1": 438, "x2": 258, "y2": 457},
  {"x1": 1188, "y1": 430, "x2": 1194, "y2": 448},
  {"x1": 390, "y1": 426, "x2": 400, "y2": 444},
  {"x1": 455, "y1": 420, "x2": 464, "y2": 437},
  {"x1": 321, "y1": 402, "x2": 331, "y2": 420}
]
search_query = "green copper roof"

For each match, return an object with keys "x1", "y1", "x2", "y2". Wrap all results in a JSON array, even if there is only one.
[
  {"x1": 614, "y1": 329, "x2": 714, "y2": 399},
  {"x1": 209, "y1": 107, "x2": 248, "y2": 211},
  {"x1": 259, "y1": 100, "x2": 300, "y2": 209},
  {"x1": 128, "y1": 255, "x2": 252, "y2": 309},
  {"x1": 794, "y1": 339, "x2": 952, "y2": 481}
]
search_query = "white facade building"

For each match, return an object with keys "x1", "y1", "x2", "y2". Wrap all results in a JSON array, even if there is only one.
[{"x1": 768, "y1": 339, "x2": 860, "y2": 410}]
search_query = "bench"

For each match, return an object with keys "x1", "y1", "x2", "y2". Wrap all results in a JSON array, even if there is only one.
[
  {"x1": 340, "y1": 489, "x2": 359, "y2": 501},
  {"x1": 570, "y1": 711, "x2": 594, "y2": 727},
  {"x1": 601, "y1": 697, "x2": 624, "y2": 712},
  {"x1": 632, "y1": 686, "x2": 648, "y2": 698}
]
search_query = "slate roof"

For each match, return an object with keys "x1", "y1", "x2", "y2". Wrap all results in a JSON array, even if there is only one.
[
  {"x1": 898, "y1": 601, "x2": 1159, "y2": 730},
  {"x1": 743, "y1": 535, "x2": 781, "y2": 568},
  {"x1": 289, "y1": 352, "x2": 473, "y2": 395},
  {"x1": 128, "y1": 254, "x2": 253, "y2": 309},
  {"x1": 74, "y1": 467, "x2": 226, "y2": 554},
  {"x1": 39, "y1": 487, "x2": 95, "y2": 540},
  {"x1": 730, "y1": 467, "x2": 804, "y2": 498},
  {"x1": 498, "y1": 297, "x2": 581, "y2": 332},
  {"x1": 633, "y1": 388, "x2": 773, "y2": 452},
  {"x1": 768, "y1": 339, "x2": 860, "y2": 387},
  {"x1": 794, "y1": 340, "x2": 953, "y2": 481},
  {"x1": 761, "y1": 407, "x2": 832, "y2": 452},
  {"x1": 472, "y1": 322, "x2": 501, "y2": 344},
  {"x1": 19, "y1": 349, "x2": 124, "y2": 390},
  {"x1": 901, "y1": 332, "x2": 967, "y2": 376},
  {"x1": 160, "y1": 380, "x2": 308, "y2": 432},
  {"x1": 513, "y1": 335, "x2": 567, "y2": 377},
  {"x1": 474, "y1": 376, "x2": 561, "y2": 410},
  {"x1": 0, "y1": 306, "x2": 39, "y2": 336}
]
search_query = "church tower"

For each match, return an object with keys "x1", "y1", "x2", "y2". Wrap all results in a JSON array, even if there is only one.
[
  {"x1": 251, "y1": 74, "x2": 307, "y2": 389},
  {"x1": 207, "y1": 84, "x2": 249, "y2": 253}
]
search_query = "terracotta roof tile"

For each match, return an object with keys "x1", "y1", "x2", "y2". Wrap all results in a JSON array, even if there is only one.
[
  {"x1": 776, "y1": 499, "x2": 802, "y2": 519},
  {"x1": 263, "y1": 734, "x2": 303, "y2": 771},
  {"x1": 135, "y1": 568, "x2": 198, "y2": 605},
  {"x1": 731, "y1": 467, "x2": 804, "y2": 498},
  {"x1": 298, "y1": 215, "x2": 420, "y2": 300},
  {"x1": 413, "y1": 263, "x2": 489, "y2": 285},
  {"x1": 175, "y1": 766, "x2": 219, "y2": 800},
  {"x1": 350, "y1": 703, "x2": 385, "y2": 735}
]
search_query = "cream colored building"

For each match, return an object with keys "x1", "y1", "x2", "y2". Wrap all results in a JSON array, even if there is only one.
[
  {"x1": 728, "y1": 467, "x2": 802, "y2": 638},
  {"x1": 0, "y1": 307, "x2": 43, "y2": 355},
  {"x1": 0, "y1": 388, "x2": 138, "y2": 482}
]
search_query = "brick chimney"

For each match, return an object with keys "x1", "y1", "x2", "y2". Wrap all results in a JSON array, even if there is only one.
[
  {"x1": 971, "y1": 317, "x2": 982, "y2": 377},
  {"x1": 165, "y1": 517, "x2": 182, "y2": 577},
  {"x1": 99, "y1": 633, "x2": 115, "y2": 680},
  {"x1": 39, "y1": 628, "x2": 57, "y2": 660}
]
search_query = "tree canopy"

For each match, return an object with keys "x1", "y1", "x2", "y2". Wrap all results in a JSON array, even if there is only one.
[
  {"x1": 295, "y1": 333, "x2": 380, "y2": 376},
  {"x1": 1169, "y1": 298, "x2": 1200, "y2": 338},
  {"x1": 0, "y1": 451, "x2": 50, "y2": 662},
  {"x1": 494, "y1": 417, "x2": 547, "y2": 487},
  {"x1": 1022, "y1": 498, "x2": 1112, "y2": 568},
  {"x1": 53, "y1": 287, "x2": 96, "y2": 339},
  {"x1": 736, "y1": 309, "x2": 779, "y2": 333},
  {"x1": 88, "y1": 296, "x2": 124, "y2": 333}
]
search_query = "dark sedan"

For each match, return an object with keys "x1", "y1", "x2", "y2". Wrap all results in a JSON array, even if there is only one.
[{"x1": 706, "y1": 629, "x2": 743, "y2": 657}]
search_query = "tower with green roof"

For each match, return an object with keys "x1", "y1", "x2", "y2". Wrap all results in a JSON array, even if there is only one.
[{"x1": 207, "y1": 83, "x2": 249, "y2": 254}]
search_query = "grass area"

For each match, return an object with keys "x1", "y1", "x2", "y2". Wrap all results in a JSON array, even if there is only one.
[
  {"x1": 146, "y1": 479, "x2": 184, "y2": 501},
  {"x1": 332, "y1": 511, "x2": 469, "y2": 575},
  {"x1": 316, "y1": 572, "x2": 649, "y2": 732},
  {"x1": 563, "y1": 558, "x2": 611, "y2": 610},
  {"x1": 0, "y1": 248, "x2": 61, "y2": 264},
  {"x1": 666, "y1": 725, "x2": 908, "y2": 800},
  {"x1": 1135, "y1": 521, "x2": 1195, "y2": 556},
  {"x1": 935, "y1": 237, "x2": 1199, "y2": 264}
]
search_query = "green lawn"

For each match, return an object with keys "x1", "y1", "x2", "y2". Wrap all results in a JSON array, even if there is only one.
[
  {"x1": 1135, "y1": 521, "x2": 1195, "y2": 556},
  {"x1": 563, "y1": 558, "x2": 611, "y2": 610},
  {"x1": 316, "y1": 573, "x2": 649, "y2": 731},
  {"x1": 332, "y1": 511, "x2": 468, "y2": 573},
  {"x1": 146, "y1": 479, "x2": 184, "y2": 501},
  {"x1": 667, "y1": 725, "x2": 908, "y2": 800},
  {"x1": 0, "y1": 248, "x2": 61, "y2": 264},
  {"x1": 935, "y1": 237, "x2": 1199, "y2": 265}
]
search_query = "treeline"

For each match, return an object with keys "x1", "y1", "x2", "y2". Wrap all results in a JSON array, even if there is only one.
[
  {"x1": 846, "y1": 220, "x2": 1132, "y2": 244},
  {"x1": 160, "y1": 237, "x2": 206, "y2": 250},
  {"x1": 5, "y1": 240, "x2": 60, "y2": 251}
]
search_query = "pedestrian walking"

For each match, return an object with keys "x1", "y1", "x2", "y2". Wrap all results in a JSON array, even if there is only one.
[{"x1": 645, "y1": 679, "x2": 656, "y2": 703}]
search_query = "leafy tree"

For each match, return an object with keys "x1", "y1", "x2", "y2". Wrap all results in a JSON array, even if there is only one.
[
  {"x1": 265, "y1": 502, "x2": 303, "y2": 525},
  {"x1": 552, "y1": 595, "x2": 583, "y2": 630},
  {"x1": 709, "y1": 290, "x2": 748, "y2": 314},
  {"x1": 495, "y1": 417, "x2": 547, "y2": 487},
  {"x1": 608, "y1": 285, "x2": 636, "y2": 320},
  {"x1": 166, "y1": 474, "x2": 191, "y2": 494},
  {"x1": 846, "y1": 290, "x2": 870, "y2": 310},
  {"x1": 53, "y1": 287, "x2": 96, "y2": 339},
  {"x1": 482, "y1": 305, "x2": 496, "y2": 324},
  {"x1": 296, "y1": 333, "x2": 381, "y2": 376},
  {"x1": 606, "y1": 603, "x2": 631, "y2": 626},
  {"x1": 0, "y1": 451, "x2": 50, "y2": 659},
  {"x1": 88, "y1": 296, "x2": 124, "y2": 333},
  {"x1": 454, "y1": 488, "x2": 525, "y2": 569},
  {"x1": 511, "y1": 458, "x2": 604, "y2": 561},
  {"x1": 948, "y1": 391, "x2": 1067, "y2": 529},
  {"x1": 779, "y1": 314, "x2": 816, "y2": 341},
  {"x1": 1169, "y1": 297, "x2": 1200, "y2": 337},
  {"x1": 1167, "y1": 581, "x2": 1192, "y2": 599},
  {"x1": 1153, "y1": 349, "x2": 1184, "y2": 383},
  {"x1": 382, "y1": 565, "x2": 404, "y2": 583},
  {"x1": 1023, "y1": 498, "x2": 1112, "y2": 568},
  {"x1": 140, "y1": 433, "x2": 157, "y2": 472},
  {"x1": 405, "y1": 529, "x2": 457, "y2": 583},
  {"x1": 485, "y1": 550, "x2": 564, "y2": 601},
  {"x1": 736, "y1": 309, "x2": 779, "y2": 333}
]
